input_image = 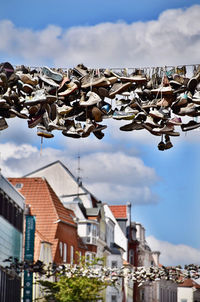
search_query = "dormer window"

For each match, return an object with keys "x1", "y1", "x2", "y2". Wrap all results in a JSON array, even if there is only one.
[{"x1": 15, "y1": 183, "x2": 23, "y2": 189}]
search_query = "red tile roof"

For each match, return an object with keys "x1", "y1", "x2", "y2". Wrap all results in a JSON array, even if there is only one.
[
  {"x1": 179, "y1": 278, "x2": 200, "y2": 288},
  {"x1": 109, "y1": 205, "x2": 127, "y2": 219},
  {"x1": 8, "y1": 177, "x2": 77, "y2": 260}
]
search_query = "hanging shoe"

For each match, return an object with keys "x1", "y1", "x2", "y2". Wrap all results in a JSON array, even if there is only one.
[
  {"x1": 157, "y1": 141, "x2": 165, "y2": 151},
  {"x1": 164, "y1": 134, "x2": 173, "y2": 150},
  {"x1": 42, "y1": 66, "x2": 63, "y2": 82},
  {"x1": 37, "y1": 125, "x2": 54, "y2": 138}
]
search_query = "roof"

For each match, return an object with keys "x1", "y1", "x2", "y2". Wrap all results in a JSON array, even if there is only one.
[
  {"x1": 24, "y1": 160, "x2": 100, "y2": 208},
  {"x1": 8, "y1": 177, "x2": 76, "y2": 242},
  {"x1": 109, "y1": 205, "x2": 127, "y2": 219},
  {"x1": 179, "y1": 279, "x2": 200, "y2": 289}
]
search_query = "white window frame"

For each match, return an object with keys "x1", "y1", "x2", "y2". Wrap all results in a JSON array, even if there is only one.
[
  {"x1": 59, "y1": 242, "x2": 63, "y2": 257},
  {"x1": 63, "y1": 243, "x2": 67, "y2": 263},
  {"x1": 70, "y1": 246, "x2": 74, "y2": 264}
]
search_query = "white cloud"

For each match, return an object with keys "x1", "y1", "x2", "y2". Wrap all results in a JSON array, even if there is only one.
[
  {"x1": 147, "y1": 235, "x2": 200, "y2": 266},
  {"x1": 0, "y1": 140, "x2": 159, "y2": 204},
  {"x1": 0, "y1": 5, "x2": 200, "y2": 67}
]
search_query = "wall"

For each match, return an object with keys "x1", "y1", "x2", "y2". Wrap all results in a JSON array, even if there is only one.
[{"x1": 177, "y1": 287, "x2": 194, "y2": 302}]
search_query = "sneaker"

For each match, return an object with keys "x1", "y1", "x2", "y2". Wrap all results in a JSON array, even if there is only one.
[
  {"x1": 97, "y1": 87, "x2": 109, "y2": 98},
  {"x1": 37, "y1": 125, "x2": 54, "y2": 138},
  {"x1": 28, "y1": 113, "x2": 43, "y2": 128},
  {"x1": 80, "y1": 91, "x2": 101, "y2": 106},
  {"x1": 93, "y1": 130, "x2": 104, "y2": 139},
  {"x1": 24, "y1": 89, "x2": 47, "y2": 106},
  {"x1": 56, "y1": 105, "x2": 73, "y2": 115},
  {"x1": 73, "y1": 64, "x2": 88, "y2": 77},
  {"x1": 157, "y1": 141, "x2": 165, "y2": 151},
  {"x1": 181, "y1": 120, "x2": 200, "y2": 131},
  {"x1": 48, "y1": 120, "x2": 66, "y2": 131},
  {"x1": 164, "y1": 135, "x2": 173, "y2": 150},
  {"x1": 178, "y1": 103, "x2": 197, "y2": 116},
  {"x1": 8, "y1": 108, "x2": 29, "y2": 119},
  {"x1": 58, "y1": 82, "x2": 78, "y2": 96},
  {"x1": 39, "y1": 74, "x2": 60, "y2": 87},
  {"x1": 167, "y1": 117, "x2": 182, "y2": 126},
  {"x1": 42, "y1": 66, "x2": 63, "y2": 82},
  {"x1": 141, "y1": 99, "x2": 158, "y2": 109},
  {"x1": 149, "y1": 108, "x2": 164, "y2": 119},
  {"x1": 0, "y1": 62, "x2": 14, "y2": 79},
  {"x1": 151, "y1": 85, "x2": 173, "y2": 95},
  {"x1": 112, "y1": 110, "x2": 135, "y2": 120},
  {"x1": 187, "y1": 77, "x2": 198, "y2": 94},
  {"x1": 144, "y1": 115, "x2": 160, "y2": 128},
  {"x1": 120, "y1": 74, "x2": 147, "y2": 83},
  {"x1": 19, "y1": 74, "x2": 38, "y2": 86},
  {"x1": 153, "y1": 124, "x2": 180, "y2": 136},
  {"x1": 91, "y1": 106, "x2": 103, "y2": 122},
  {"x1": 62, "y1": 124, "x2": 81, "y2": 138},
  {"x1": 120, "y1": 121, "x2": 144, "y2": 131},
  {"x1": 82, "y1": 118, "x2": 95, "y2": 137},
  {"x1": 0, "y1": 117, "x2": 8, "y2": 130},
  {"x1": 157, "y1": 97, "x2": 172, "y2": 108},
  {"x1": 0, "y1": 73, "x2": 8, "y2": 88},
  {"x1": 93, "y1": 123, "x2": 107, "y2": 132},
  {"x1": 192, "y1": 91, "x2": 200, "y2": 104},
  {"x1": 21, "y1": 83, "x2": 34, "y2": 94},
  {"x1": 170, "y1": 74, "x2": 189, "y2": 86},
  {"x1": 142, "y1": 123, "x2": 162, "y2": 136},
  {"x1": 109, "y1": 82, "x2": 131, "y2": 98},
  {"x1": 75, "y1": 122, "x2": 83, "y2": 133},
  {"x1": 81, "y1": 74, "x2": 106, "y2": 88}
]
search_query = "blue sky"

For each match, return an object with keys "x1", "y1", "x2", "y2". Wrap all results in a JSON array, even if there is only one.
[{"x1": 0, "y1": 0, "x2": 200, "y2": 265}]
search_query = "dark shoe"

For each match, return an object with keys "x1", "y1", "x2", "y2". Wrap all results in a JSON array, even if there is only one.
[
  {"x1": 181, "y1": 120, "x2": 200, "y2": 131},
  {"x1": 157, "y1": 141, "x2": 165, "y2": 151},
  {"x1": 120, "y1": 121, "x2": 144, "y2": 131},
  {"x1": 93, "y1": 130, "x2": 104, "y2": 139},
  {"x1": 0, "y1": 62, "x2": 14, "y2": 79}
]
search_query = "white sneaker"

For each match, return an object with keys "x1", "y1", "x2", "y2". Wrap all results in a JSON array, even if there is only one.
[{"x1": 79, "y1": 91, "x2": 101, "y2": 106}]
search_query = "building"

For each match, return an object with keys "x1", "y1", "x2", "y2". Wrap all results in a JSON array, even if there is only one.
[
  {"x1": 0, "y1": 173, "x2": 25, "y2": 302},
  {"x1": 8, "y1": 177, "x2": 87, "y2": 265},
  {"x1": 177, "y1": 279, "x2": 200, "y2": 302},
  {"x1": 24, "y1": 161, "x2": 126, "y2": 301},
  {"x1": 24, "y1": 161, "x2": 110, "y2": 261}
]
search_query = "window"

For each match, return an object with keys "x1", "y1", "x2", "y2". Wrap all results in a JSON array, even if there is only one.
[
  {"x1": 92, "y1": 224, "x2": 97, "y2": 237},
  {"x1": 15, "y1": 183, "x2": 23, "y2": 189},
  {"x1": 87, "y1": 223, "x2": 91, "y2": 235},
  {"x1": 59, "y1": 242, "x2": 63, "y2": 258},
  {"x1": 111, "y1": 295, "x2": 117, "y2": 302},
  {"x1": 129, "y1": 249, "x2": 134, "y2": 265},
  {"x1": 63, "y1": 243, "x2": 67, "y2": 262},
  {"x1": 70, "y1": 246, "x2": 74, "y2": 264},
  {"x1": 111, "y1": 261, "x2": 118, "y2": 268}
]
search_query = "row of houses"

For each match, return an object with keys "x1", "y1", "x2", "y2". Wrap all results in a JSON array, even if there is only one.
[{"x1": 0, "y1": 160, "x2": 199, "y2": 301}]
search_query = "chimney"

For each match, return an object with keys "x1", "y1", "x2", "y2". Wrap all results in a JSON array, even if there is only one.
[{"x1": 152, "y1": 251, "x2": 161, "y2": 266}]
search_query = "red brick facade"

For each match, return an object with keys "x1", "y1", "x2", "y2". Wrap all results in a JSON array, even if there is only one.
[{"x1": 8, "y1": 177, "x2": 87, "y2": 264}]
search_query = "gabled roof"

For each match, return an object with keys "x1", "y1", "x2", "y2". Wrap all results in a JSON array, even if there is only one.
[
  {"x1": 179, "y1": 279, "x2": 200, "y2": 289},
  {"x1": 109, "y1": 205, "x2": 127, "y2": 219},
  {"x1": 8, "y1": 178, "x2": 77, "y2": 244},
  {"x1": 24, "y1": 160, "x2": 100, "y2": 208}
]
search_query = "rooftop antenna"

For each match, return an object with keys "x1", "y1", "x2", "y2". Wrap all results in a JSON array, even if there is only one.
[{"x1": 76, "y1": 152, "x2": 83, "y2": 196}]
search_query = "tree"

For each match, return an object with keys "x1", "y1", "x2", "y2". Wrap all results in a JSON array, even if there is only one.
[{"x1": 38, "y1": 256, "x2": 112, "y2": 302}]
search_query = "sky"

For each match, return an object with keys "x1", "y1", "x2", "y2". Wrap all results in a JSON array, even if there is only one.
[{"x1": 0, "y1": 0, "x2": 200, "y2": 266}]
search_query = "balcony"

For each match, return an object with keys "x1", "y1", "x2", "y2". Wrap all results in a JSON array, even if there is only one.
[{"x1": 82, "y1": 236, "x2": 97, "y2": 245}]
